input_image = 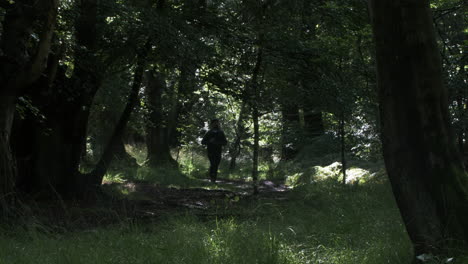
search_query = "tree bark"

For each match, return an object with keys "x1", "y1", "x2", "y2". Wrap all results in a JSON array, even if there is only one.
[
  {"x1": 0, "y1": 95, "x2": 16, "y2": 202},
  {"x1": 145, "y1": 70, "x2": 178, "y2": 168},
  {"x1": 251, "y1": 48, "x2": 263, "y2": 195},
  {"x1": 12, "y1": 0, "x2": 102, "y2": 197},
  {"x1": 89, "y1": 53, "x2": 146, "y2": 184},
  {"x1": 0, "y1": 0, "x2": 58, "y2": 200},
  {"x1": 455, "y1": 63, "x2": 467, "y2": 162},
  {"x1": 12, "y1": 65, "x2": 97, "y2": 197},
  {"x1": 252, "y1": 104, "x2": 260, "y2": 195},
  {"x1": 369, "y1": 0, "x2": 468, "y2": 256},
  {"x1": 339, "y1": 112, "x2": 346, "y2": 185},
  {"x1": 12, "y1": 51, "x2": 68, "y2": 195},
  {"x1": 229, "y1": 100, "x2": 248, "y2": 172},
  {"x1": 281, "y1": 103, "x2": 300, "y2": 161},
  {"x1": 303, "y1": 109, "x2": 324, "y2": 138}
]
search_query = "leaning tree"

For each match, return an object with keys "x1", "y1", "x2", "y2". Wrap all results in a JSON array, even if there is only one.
[{"x1": 369, "y1": 0, "x2": 468, "y2": 257}]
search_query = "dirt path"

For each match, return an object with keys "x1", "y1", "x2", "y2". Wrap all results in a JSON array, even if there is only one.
[
  {"x1": 21, "y1": 179, "x2": 290, "y2": 230},
  {"x1": 119, "y1": 179, "x2": 291, "y2": 220}
]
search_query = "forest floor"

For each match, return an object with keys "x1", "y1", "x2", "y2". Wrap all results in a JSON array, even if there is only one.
[
  {"x1": 2, "y1": 164, "x2": 466, "y2": 264},
  {"x1": 123, "y1": 178, "x2": 290, "y2": 220},
  {"x1": 11, "y1": 178, "x2": 291, "y2": 231}
]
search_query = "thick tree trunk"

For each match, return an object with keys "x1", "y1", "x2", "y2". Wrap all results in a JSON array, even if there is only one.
[
  {"x1": 0, "y1": 0, "x2": 58, "y2": 200},
  {"x1": 12, "y1": 66, "x2": 91, "y2": 196},
  {"x1": 303, "y1": 109, "x2": 324, "y2": 138},
  {"x1": 369, "y1": 0, "x2": 468, "y2": 256},
  {"x1": 145, "y1": 71, "x2": 178, "y2": 168},
  {"x1": 12, "y1": 0, "x2": 101, "y2": 198},
  {"x1": 174, "y1": 63, "x2": 198, "y2": 145},
  {"x1": 60, "y1": 0, "x2": 105, "y2": 196},
  {"x1": 165, "y1": 71, "x2": 181, "y2": 149}
]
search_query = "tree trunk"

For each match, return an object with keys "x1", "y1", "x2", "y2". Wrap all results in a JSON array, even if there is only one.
[
  {"x1": 339, "y1": 112, "x2": 346, "y2": 185},
  {"x1": 12, "y1": 0, "x2": 102, "y2": 198},
  {"x1": 252, "y1": 105, "x2": 260, "y2": 195},
  {"x1": 89, "y1": 53, "x2": 146, "y2": 184},
  {"x1": 369, "y1": 0, "x2": 468, "y2": 256},
  {"x1": 455, "y1": 63, "x2": 467, "y2": 161},
  {"x1": 0, "y1": 95, "x2": 16, "y2": 202},
  {"x1": 12, "y1": 66, "x2": 92, "y2": 196},
  {"x1": 0, "y1": 0, "x2": 58, "y2": 200},
  {"x1": 229, "y1": 100, "x2": 248, "y2": 172},
  {"x1": 174, "y1": 63, "x2": 199, "y2": 145},
  {"x1": 303, "y1": 109, "x2": 324, "y2": 138},
  {"x1": 145, "y1": 70, "x2": 178, "y2": 168},
  {"x1": 281, "y1": 103, "x2": 300, "y2": 161},
  {"x1": 60, "y1": 0, "x2": 105, "y2": 196},
  {"x1": 251, "y1": 48, "x2": 263, "y2": 195}
]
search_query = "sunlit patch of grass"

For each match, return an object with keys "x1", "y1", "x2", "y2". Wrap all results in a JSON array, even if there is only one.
[
  {"x1": 102, "y1": 173, "x2": 127, "y2": 184},
  {"x1": 285, "y1": 160, "x2": 385, "y2": 187}
]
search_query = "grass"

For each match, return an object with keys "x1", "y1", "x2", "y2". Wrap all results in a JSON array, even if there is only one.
[{"x1": 3, "y1": 157, "x2": 467, "y2": 264}]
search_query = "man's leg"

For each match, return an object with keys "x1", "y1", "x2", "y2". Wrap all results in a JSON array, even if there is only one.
[
  {"x1": 208, "y1": 151, "x2": 216, "y2": 182},
  {"x1": 211, "y1": 152, "x2": 222, "y2": 182}
]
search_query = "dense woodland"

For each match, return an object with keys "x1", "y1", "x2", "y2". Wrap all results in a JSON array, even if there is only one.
[{"x1": 0, "y1": 0, "x2": 467, "y2": 263}]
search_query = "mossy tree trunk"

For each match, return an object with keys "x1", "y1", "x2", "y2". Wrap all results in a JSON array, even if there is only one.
[{"x1": 369, "y1": 0, "x2": 468, "y2": 256}]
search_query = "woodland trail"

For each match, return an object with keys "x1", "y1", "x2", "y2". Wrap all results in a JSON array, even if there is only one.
[
  {"x1": 121, "y1": 178, "x2": 291, "y2": 220},
  {"x1": 25, "y1": 178, "x2": 292, "y2": 230}
]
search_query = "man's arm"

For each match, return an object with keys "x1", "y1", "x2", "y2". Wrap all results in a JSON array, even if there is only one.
[{"x1": 201, "y1": 131, "x2": 211, "y2": 145}]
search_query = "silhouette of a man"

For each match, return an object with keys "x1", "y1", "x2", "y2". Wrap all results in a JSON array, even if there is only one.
[{"x1": 202, "y1": 119, "x2": 227, "y2": 183}]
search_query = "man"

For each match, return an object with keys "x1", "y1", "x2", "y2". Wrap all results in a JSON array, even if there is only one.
[{"x1": 201, "y1": 119, "x2": 227, "y2": 183}]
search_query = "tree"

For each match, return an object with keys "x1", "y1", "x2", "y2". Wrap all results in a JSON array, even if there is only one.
[
  {"x1": 145, "y1": 69, "x2": 179, "y2": 168},
  {"x1": 11, "y1": 0, "x2": 150, "y2": 196},
  {"x1": 369, "y1": 0, "x2": 468, "y2": 257},
  {"x1": 89, "y1": 46, "x2": 148, "y2": 184},
  {"x1": 0, "y1": 0, "x2": 58, "y2": 201}
]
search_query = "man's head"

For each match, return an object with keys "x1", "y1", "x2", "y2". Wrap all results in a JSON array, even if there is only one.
[{"x1": 210, "y1": 119, "x2": 220, "y2": 129}]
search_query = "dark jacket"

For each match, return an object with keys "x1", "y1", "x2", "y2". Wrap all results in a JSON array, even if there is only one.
[{"x1": 202, "y1": 128, "x2": 227, "y2": 152}]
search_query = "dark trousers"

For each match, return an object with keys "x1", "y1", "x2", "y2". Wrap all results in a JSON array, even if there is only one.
[{"x1": 207, "y1": 148, "x2": 222, "y2": 181}]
